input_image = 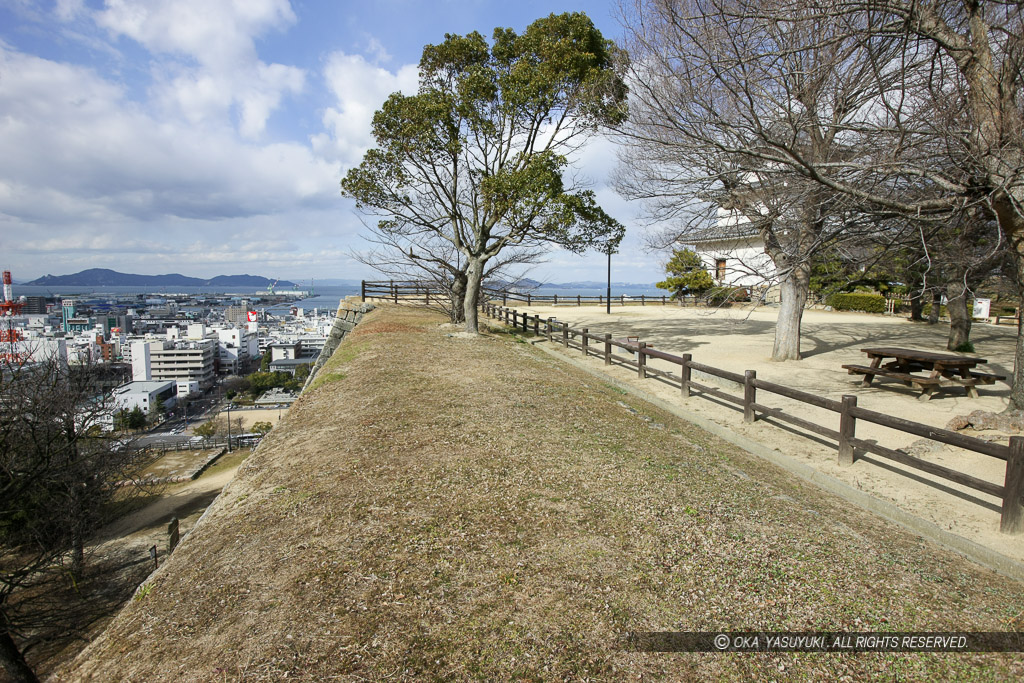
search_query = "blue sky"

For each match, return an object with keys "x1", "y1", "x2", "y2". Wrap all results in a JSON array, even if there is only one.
[{"x1": 0, "y1": 0, "x2": 664, "y2": 284}]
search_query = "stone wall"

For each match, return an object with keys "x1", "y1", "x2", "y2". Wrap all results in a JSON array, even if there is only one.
[{"x1": 303, "y1": 298, "x2": 374, "y2": 390}]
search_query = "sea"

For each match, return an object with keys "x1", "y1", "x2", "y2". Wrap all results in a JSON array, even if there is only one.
[
  {"x1": 12, "y1": 284, "x2": 359, "y2": 310},
  {"x1": 11, "y1": 282, "x2": 664, "y2": 316}
]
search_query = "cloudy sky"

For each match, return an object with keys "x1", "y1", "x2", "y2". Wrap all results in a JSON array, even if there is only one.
[{"x1": 0, "y1": 0, "x2": 665, "y2": 284}]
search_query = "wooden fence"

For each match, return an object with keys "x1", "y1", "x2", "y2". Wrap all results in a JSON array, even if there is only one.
[
  {"x1": 361, "y1": 280, "x2": 696, "y2": 306},
  {"x1": 362, "y1": 280, "x2": 446, "y2": 303},
  {"x1": 132, "y1": 435, "x2": 259, "y2": 456},
  {"x1": 482, "y1": 302, "x2": 1024, "y2": 534}
]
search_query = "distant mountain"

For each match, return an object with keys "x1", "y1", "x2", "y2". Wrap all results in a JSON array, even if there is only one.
[
  {"x1": 490, "y1": 278, "x2": 657, "y2": 290},
  {"x1": 25, "y1": 268, "x2": 295, "y2": 288}
]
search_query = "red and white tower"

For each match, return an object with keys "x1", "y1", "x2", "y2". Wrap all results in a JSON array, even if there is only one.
[
  {"x1": 0, "y1": 270, "x2": 24, "y2": 316},
  {"x1": 1, "y1": 270, "x2": 26, "y2": 363}
]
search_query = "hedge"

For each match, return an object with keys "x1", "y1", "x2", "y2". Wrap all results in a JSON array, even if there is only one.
[
  {"x1": 827, "y1": 292, "x2": 887, "y2": 313},
  {"x1": 706, "y1": 287, "x2": 750, "y2": 306}
]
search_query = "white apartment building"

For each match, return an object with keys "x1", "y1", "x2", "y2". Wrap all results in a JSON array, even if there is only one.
[
  {"x1": 132, "y1": 339, "x2": 216, "y2": 389},
  {"x1": 216, "y1": 327, "x2": 258, "y2": 375}
]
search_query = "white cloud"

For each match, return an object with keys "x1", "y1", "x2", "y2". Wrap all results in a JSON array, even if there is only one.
[
  {"x1": 0, "y1": 47, "x2": 336, "y2": 228},
  {"x1": 96, "y1": 0, "x2": 296, "y2": 67},
  {"x1": 312, "y1": 52, "x2": 419, "y2": 167},
  {"x1": 54, "y1": 0, "x2": 86, "y2": 22},
  {"x1": 94, "y1": 0, "x2": 304, "y2": 138}
]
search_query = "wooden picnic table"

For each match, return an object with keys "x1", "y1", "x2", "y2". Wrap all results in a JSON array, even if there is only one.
[{"x1": 842, "y1": 347, "x2": 1005, "y2": 401}]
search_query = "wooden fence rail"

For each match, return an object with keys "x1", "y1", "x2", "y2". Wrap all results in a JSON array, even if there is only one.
[
  {"x1": 482, "y1": 302, "x2": 1024, "y2": 534},
  {"x1": 361, "y1": 280, "x2": 694, "y2": 307}
]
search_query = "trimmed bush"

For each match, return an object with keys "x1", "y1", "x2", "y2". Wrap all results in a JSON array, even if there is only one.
[
  {"x1": 705, "y1": 286, "x2": 750, "y2": 306},
  {"x1": 827, "y1": 292, "x2": 887, "y2": 313}
]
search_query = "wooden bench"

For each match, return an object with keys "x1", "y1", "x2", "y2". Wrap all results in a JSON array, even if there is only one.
[{"x1": 842, "y1": 364, "x2": 943, "y2": 388}]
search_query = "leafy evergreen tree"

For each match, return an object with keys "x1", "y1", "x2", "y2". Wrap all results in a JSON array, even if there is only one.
[{"x1": 656, "y1": 248, "x2": 715, "y2": 300}]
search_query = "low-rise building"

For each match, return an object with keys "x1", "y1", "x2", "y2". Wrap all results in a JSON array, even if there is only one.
[{"x1": 111, "y1": 380, "x2": 177, "y2": 414}]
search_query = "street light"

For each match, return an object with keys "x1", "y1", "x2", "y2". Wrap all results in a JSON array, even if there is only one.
[{"x1": 606, "y1": 242, "x2": 616, "y2": 315}]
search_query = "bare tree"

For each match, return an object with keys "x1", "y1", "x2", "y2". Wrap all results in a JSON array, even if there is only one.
[
  {"x1": 1, "y1": 356, "x2": 150, "y2": 681},
  {"x1": 352, "y1": 223, "x2": 546, "y2": 324},
  {"x1": 615, "y1": 0, "x2": 905, "y2": 360}
]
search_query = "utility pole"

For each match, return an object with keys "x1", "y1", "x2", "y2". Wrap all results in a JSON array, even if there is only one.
[{"x1": 606, "y1": 244, "x2": 613, "y2": 315}]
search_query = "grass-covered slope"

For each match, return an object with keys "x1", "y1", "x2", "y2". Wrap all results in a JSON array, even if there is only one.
[{"x1": 65, "y1": 306, "x2": 1023, "y2": 681}]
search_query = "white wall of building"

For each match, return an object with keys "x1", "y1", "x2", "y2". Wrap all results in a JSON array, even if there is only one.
[{"x1": 131, "y1": 340, "x2": 154, "y2": 381}]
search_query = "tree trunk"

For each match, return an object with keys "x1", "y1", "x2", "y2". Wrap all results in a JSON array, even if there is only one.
[
  {"x1": 0, "y1": 630, "x2": 39, "y2": 683},
  {"x1": 945, "y1": 282, "x2": 972, "y2": 351},
  {"x1": 448, "y1": 273, "x2": 467, "y2": 324},
  {"x1": 909, "y1": 287, "x2": 924, "y2": 321},
  {"x1": 771, "y1": 263, "x2": 810, "y2": 361},
  {"x1": 462, "y1": 257, "x2": 486, "y2": 334},
  {"x1": 1009, "y1": 254, "x2": 1024, "y2": 412},
  {"x1": 928, "y1": 290, "x2": 941, "y2": 325}
]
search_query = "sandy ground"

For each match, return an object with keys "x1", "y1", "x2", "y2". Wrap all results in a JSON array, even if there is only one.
[
  {"x1": 184, "y1": 407, "x2": 288, "y2": 435},
  {"x1": 508, "y1": 302, "x2": 1024, "y2": 563},
  {"x1": 223, "y1": 407, "x2": 288, "y2": 430}
]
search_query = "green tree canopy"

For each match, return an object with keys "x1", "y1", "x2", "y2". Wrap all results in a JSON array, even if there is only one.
[
  {"x1": 127, "y1": 405, "x2": 147, "y2": 430},
  {"x1": 656, "y1": 248, "x2": 715, "y2": 299},
  {"x1": 251, "y1": 421, "x2": 273, "y2": 436},
  {"x1": 342, "y1": 12, "x2": 627, "y2": 332},
  {"x1": 193, "y1": 421, "x2": 217, "y2": 439}
]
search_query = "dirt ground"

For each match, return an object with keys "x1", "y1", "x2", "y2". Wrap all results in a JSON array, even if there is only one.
[
  {"x1": 29, "y1": 449, "x2": 251, "y2": 677},
  {"x1": 509, "y1": 302, "x2": 1024, "y2": 563},
  {"x1": 203, "y1": 407, "x2": 288, "y2": 432}
]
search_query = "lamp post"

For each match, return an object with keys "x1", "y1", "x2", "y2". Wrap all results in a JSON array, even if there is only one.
[{"x1": 606, "y1": 243, "x2": 614, "y2": 315}]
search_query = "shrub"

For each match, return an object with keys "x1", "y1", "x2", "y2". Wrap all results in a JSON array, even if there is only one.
[
  {"x1": 705, "y1": 287, "x2": 750, "y2": 306},
  {"x1": 826, "y1": 292, "x2": 887, "y2": 313}
]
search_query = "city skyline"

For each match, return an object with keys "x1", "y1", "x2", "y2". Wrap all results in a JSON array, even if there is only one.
[{"x1": 0, "y1": 0, "x2": 666, "y2": 283}]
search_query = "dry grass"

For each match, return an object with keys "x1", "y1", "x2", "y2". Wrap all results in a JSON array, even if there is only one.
[{"x1": 62, "y1": 305, "x2": 1024, "y2": 681}]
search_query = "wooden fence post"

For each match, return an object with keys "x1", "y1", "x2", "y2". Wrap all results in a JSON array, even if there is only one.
[
  {"x1": 681, "y1": 353, "x2": 691, "y2": 397},
  {"x1": 503, "y1": 292, "x2": 507, "y2": 306},
  {"x1": 168, "y1": 516, "x2": 180, "y2": 553},
  {"x1": 527, "y1": 293, "x2": 531, "y2": 306},
  {"x1": 662, "y1": 295, "x2": 666, "y2": 305},
  {"x1": 577, "y1": 294, "x2": 581, "y2": 306},
  {"x1": 1001, "y1": 437, "x2": 1024, "y2": 534},
  {"x1": 553, "y1": 294, "x2": 558, "y2": 305},
  {"x1": 533, "y1": 315, "x2": 540, "y2": 335},
  {"x1": 604, "y1": 333, "x2": 611, "y2": 365},
  {"x1": 743, "y1": 370, "x2": 756, "y2": 423},
  {"x1": 391, "y1": 280, "x2": 397, "y2": 303},
  {"x1": 360, "y1": 280, "x2": 366, "y2": 302},
  {"x1": 582, "y1": 328, "x2": 589, "y2": 357},
  {"x1": 620, "y1": 294, "x2": 625, "y2": 306},
  {"x1": 547, "y1": 318, "x2": 554, "y2": 342},
  {"x1": 562, "y1": 322, "x2": 569, "y2": 347},
  {"x1": 641, "y1": 294, "x2": 645, "y2": 306},
  {"x1": 638, "y1": 342, "x2": 647, "y2": 379},
  {"x1": 838, "y1": 395, "x2": 857, "y2": 466}
]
